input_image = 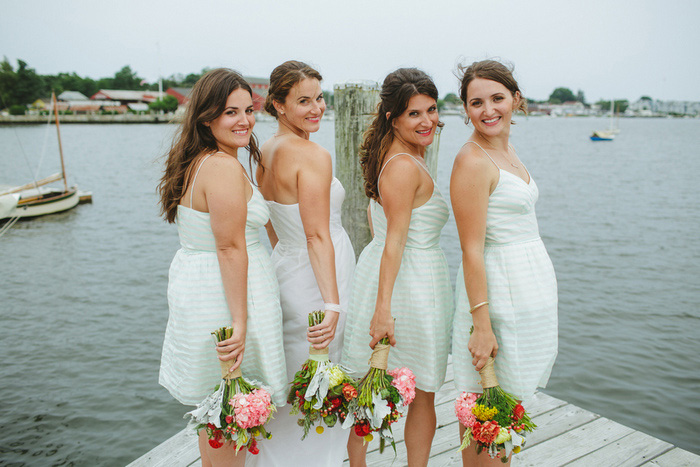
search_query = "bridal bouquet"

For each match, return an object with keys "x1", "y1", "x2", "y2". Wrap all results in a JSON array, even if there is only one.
[
  {"x1": 342, "y1": 337, "x2": 416, "y2": 453},
  {"x1": 288, "y1": 310, "x2": 357, "y2": 439},
  {"x1": 186, "y1": 326, "x2": 276, "y2": 454},
  {"x1": 454, "y1": 357, "x2": 536, "y2": 460}
]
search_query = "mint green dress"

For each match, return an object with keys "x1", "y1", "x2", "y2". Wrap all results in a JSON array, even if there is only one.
[
  {"x1": 159, "y1": 154, "x2": 288, "y2": 407},
  {"x1": 341, "y1": 154, "x2": 454, "y2": 392}
]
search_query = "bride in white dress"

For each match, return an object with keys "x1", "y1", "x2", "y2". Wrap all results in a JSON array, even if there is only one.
[{"x1": 251, "y1": 61, "x2": 356, "y2": 466}]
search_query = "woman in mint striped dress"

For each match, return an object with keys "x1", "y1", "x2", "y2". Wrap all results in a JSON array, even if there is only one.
[
  {"x1": 157, "y1": 69, "x2": 287, "y2": 467},
  {"x1": 450, "y1": 60, "x2": 558, "y2": 466},
  {"x1": 341, "y1": 68, "x2": 454, "y2": 465}
]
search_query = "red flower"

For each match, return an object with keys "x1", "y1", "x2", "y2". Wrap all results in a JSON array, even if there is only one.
[
  {"x1": 225, "y1": 415, "x2": 233, "y2": 424},
  {"x1": 354, "y1": 422, "x2": 370, "y2": 437},
  {"x1": 208, "y1": 438, "x2": 224, "y2": 449},
  {"x1": 248, "y1": 439, "x2": 259, "y2": 455},
  {"x1": 342, "y1": 384, "x2": 358, "y2": 401},
  {"x1": 331, "y1": 397, "x2": 342, "y2": 408},
  {"x1": 471, "y1": 421, "x2": 500, "y2": 445},
  {"x1": 513, "y1": 404, "x2": 525, "y2": 421}
]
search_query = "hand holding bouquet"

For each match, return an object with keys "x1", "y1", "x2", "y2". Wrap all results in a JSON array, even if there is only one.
[
  {"x1": 186, "y1": 326, "x2": 276, "y2": 455},
  {"x1": 288, "y1": 311, "x2": 356, "y2": 439},
  {"x1": 342, "y1": 337, "x2": 416, "y2": 454},
  {"x1": 454, "y1": 357, "x2": 536, "y2": 460}
]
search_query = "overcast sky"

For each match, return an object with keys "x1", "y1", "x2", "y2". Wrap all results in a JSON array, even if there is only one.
[{"x1": 2, "y1": 0, "x2": 698, "y2": 102}]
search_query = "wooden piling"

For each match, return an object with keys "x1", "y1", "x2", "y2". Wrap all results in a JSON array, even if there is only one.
[{"x1": 334, "y1": 82, "x2": 380, "y2": 257}]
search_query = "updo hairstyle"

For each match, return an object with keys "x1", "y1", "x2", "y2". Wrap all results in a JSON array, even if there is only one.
[{"x1": 264, "y1": 60, "x2": 323, "y2": 118}]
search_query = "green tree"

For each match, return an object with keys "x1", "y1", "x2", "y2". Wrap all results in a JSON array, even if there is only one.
[
  {"x1": 548, "y1": 87, "x2": 576, "y2": 104},
  {"x1": 576, "y1": 90, "x2": 586, "y2": 104},
  {"x1": 0, "y1": 58, "x2": 18, "y2": 107},
  {"x1": 443, "y1": 92, "x2": 461, "y2": 104},
  {"x1": 596, "y1": 99, "x2": 629, "y2": 113},
  {"x1": 148, "y1": 94, "x2": 179, "y2": 112},
  {"x1": 640, "y1": 96, "x2": 652, "y2": 101},
  {"x1": 0, "y1": 58, "x2": 46, "y2": 106},
  {"x1": 112, "y1": 65, "x2": 145, "y2": 90}
]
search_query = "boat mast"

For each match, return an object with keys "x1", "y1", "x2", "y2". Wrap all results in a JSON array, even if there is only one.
[
  {"x1": 609, "y1": 99, "x2": 614, "y2": 132},
  {"x1": 52, "y1": 92, "x2": 68, "y2": 191}
]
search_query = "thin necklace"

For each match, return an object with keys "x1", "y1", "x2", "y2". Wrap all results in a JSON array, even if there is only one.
[{"x1": 504, "y1": 147, "x2": 519, "y2": 168}]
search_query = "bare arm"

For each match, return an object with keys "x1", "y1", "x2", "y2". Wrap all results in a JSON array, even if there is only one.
[
  {"x1": 200, "y1": 156, "x2": 250, "y2": 372},
  {"x1": 450, "y1": 147, "x2": 499, "y2": 371},
  {"x1": 369, "y1": 158, "x2": 423, "y2": 348},
  {"x1": 367, "y1": 203, "x2": 374, "y2": 237},
  {"x1": 297, "y1": 146, "x2": 341, "y2": 350}
]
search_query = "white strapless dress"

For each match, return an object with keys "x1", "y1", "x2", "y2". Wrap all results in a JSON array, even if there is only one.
[{"x1": 248, "y1": 177, "x2": 356, "y2": 466}]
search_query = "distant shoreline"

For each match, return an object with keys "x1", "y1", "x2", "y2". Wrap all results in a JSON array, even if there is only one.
[
  {"x1": 0, "y1": 114, "x2": 180, "y2": 125},
  {"x1": 1, "y1": 112, "x2": 696, "y2": 125}
]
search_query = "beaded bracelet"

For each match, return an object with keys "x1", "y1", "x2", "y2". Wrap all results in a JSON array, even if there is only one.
[
  {"x1": 469, "y1": 301, "x2": 489, "y2": 314},
  {"x1": 324, "y1": 303, "x2": 343, "y2": 314}
]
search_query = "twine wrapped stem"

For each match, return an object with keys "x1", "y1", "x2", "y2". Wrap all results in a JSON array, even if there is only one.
[
  {"x1": 220, "y1": 358, "x2": 242, "y2": 380},
  {"x1": 478, "y1": 357, "x2": 499, "y2": 389},
  {"x1": 369, "y1": 343, "x2": 390, "y2": 370}
]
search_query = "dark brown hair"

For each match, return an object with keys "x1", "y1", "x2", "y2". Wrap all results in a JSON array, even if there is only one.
[
  {"x1": 458, "y1": 59, "x2": 528, "y2": 123},
  {"x1": 360, "y1": 68, "x2": 443, "y2": 201},
  {"x1": 264, "y1": 60, "x2": 323, "y2": 118},
  {"x1": 158, "y1": 68, "x2": 262, "y2": 223}
]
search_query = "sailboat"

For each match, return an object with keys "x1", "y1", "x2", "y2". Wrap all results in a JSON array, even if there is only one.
[
  {"x1": 0, "y1": 93, "x2": 90, "y2": 225},
  {"x1": 591, "y1": 99, "x2": 619, "y2": 141}
]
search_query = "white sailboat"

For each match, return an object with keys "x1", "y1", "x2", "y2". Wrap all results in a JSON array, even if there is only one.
[
  {"x1": 1, "y1": 93, "x2": 90, "y2": 225},
  {"x1": 591, "y1": 99, "x2": 619, "y2": 141}
]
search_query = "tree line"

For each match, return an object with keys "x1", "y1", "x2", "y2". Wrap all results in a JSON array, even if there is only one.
[
  {"x1": 0, "y1": 58, "x2": 208, "y2": 109},
  {"x1": 1, "y1": 58, "x2": 632, "y2": 114},
  {"x1": 439, "y1": 87, "x2": 629, "y2": 113}
]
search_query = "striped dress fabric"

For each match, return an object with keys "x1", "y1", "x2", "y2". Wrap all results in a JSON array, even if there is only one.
[
  {"x1": 341, "y1": 154, "x2": 454, "y2": 393},
  {"x1": 452, "y1": 142, "x2": 558, "y2": 401},
  {"x1": 158, "y1": 173, "x2": 288, "y2": 407}
]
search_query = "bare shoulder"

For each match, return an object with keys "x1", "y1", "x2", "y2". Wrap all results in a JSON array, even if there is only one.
[
  {"x1": 379, "y1": 154, "x2": 423, "y2": 194},
  {"x1": 285, "y1": 138, "x2": 332, "y2": 175},
  {"x1": 452, "y1": 142, "x2": 496, "y2": 179},
  {"x1": 199, "y1": 153, "x2": 247, "y2": 182}
]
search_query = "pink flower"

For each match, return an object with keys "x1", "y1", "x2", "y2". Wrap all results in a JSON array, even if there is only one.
[
  {"x1": 388, "y1": 367, "x2": 416, "y2": 405},
  {"x1": 454, "y1": 392, "x2": 478, "y2": 428},
  {"x1": 228, "y1": 389, "x2": 274, "y2": 429}
]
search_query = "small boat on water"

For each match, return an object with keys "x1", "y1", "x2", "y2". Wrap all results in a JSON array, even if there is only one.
[
  {"x1": 0, "y1": 93, "x2": 91, "y2": 229},
  {"x1": 590, "y1": 99, "x2": 619, "y2": 141}
]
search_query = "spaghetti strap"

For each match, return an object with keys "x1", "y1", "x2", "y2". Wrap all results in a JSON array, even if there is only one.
[
  {"x1": 189, "y1": 153, "x2": 215, "y2": 208},
  {"x1": 377, "y1": 153, "x2": 432, "y2": 200},
  {"x1": 465, "y1": 141, "x2": 500, "y2": 170}
]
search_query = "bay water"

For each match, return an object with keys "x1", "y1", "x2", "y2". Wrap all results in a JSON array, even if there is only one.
[{"x1": 1, "y1": 115, "x2": 698, "y2": 465}]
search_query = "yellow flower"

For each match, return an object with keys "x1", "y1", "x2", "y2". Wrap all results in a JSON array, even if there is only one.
[
  {"x1": 364, "y1": 434, "x2": 374, "y2": 442},
  {"x1": 328, "y1": 367, "x2": 345, "y2": 387},
  {"x1": 472, "y1": 404, "x2": 498, "y2": 421},
  {"x1": 494, "y1": 428, "x2": 511, "y2": 444},
  {"x1": 316, "y1": 426, "x2": 324, "y2": 434},
  {"x1": 513, "y1": 446, "x2": 521, "y2": 454}
]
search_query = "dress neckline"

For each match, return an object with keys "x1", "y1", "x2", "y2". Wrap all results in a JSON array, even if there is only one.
[{"x1": 266, "y1": 177, "x2": 340, "y2": 207}]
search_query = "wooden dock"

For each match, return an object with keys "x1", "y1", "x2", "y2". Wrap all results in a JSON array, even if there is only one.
[{"x1": 128, "y1": 363, "x2": 699, "y2": 466}]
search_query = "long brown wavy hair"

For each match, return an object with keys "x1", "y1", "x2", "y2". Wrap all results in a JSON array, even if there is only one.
[
  {"x1": 360, "y1": 68, "x2": 443, "y2": 201},
  {"x1": 457, "y1": 59, "x2": 528, "y2": 124},
  {"x1": 158, "y1": 68, "x2": 262, "y2": 223}
]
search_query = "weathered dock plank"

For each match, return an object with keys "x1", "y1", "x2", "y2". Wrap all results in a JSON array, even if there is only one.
[{"x1": 566, "y1": 431, "x2": 673, "y2": 466}]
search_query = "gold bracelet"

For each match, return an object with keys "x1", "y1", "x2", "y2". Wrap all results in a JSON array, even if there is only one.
[{"x1": 469, "y1": 301, "x2": 489, "y2": 314}]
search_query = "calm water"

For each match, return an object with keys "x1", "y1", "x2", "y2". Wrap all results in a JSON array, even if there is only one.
[{"x1": 1, "y1": 116, "x2": 699, "y2": 465}]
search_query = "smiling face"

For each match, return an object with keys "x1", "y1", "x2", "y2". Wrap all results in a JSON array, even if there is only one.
[
  {"x1": 276, "y1": 78, "x2": 325, "y2": 135},
  {"x1": 205, "y1": 88, "x2": 255, "y2": 154},
  {"x1": 391, "y1": 93, "x2": 439, "y2": 148},
  {"x1": 465, "y1": 78, "x2": 520, "y2": 137}
]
